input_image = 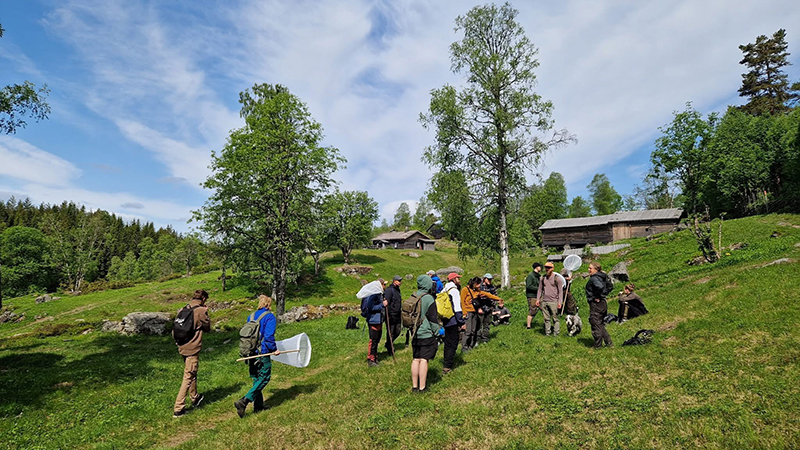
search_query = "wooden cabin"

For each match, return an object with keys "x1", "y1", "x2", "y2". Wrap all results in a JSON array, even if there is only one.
[
  {"x1": 540, "y1": 209, "x2": 684, "y2": 249},
  {"x1": 372, "y1": 230, "x2": 436, "y2": 251}
]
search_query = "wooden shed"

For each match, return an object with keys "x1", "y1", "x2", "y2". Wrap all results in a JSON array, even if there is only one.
[
  {"x1": 372, "y1": 230, "x2": 436, "y2": 251},
  {"x1": 540, "y1": 208, "x2": 683, "y2": 248}
]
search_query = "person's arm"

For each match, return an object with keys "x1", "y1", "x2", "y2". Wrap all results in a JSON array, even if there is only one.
[
  {"x1": 481, "y1": 290, "x2": 502, "y2": 302},
  {"x1": 261, "y1": 313, "x2": 277, "y2": 354},
  {"x1": 198, "y1": 307, "x2": 211, "y2": 332}
]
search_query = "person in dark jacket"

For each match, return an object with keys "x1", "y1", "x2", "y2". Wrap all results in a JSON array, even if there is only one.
[
  {"x1": 585, "y1": 262, "x2": 613, "y2": 348},
  {"x1": 384, "y1": 276, "x2": 403, "y2": 355},
  {"x1": 234, "y1": 295, "x2": 280, "y2": 418},
  {"x1": 617, "y1": 283, "x2": 648, "y2": 322},
  {"x1": 441, "y1": 272, "x2": 465, "y2": 374},
  {"x1": 365, "y1": 279, "x2": 387, "y2": 367},
  {"x1": 173, "y1": 289, "x2": 211, "y2": 418},
  {"x1": 526, "y1": 263, "x2": 543, "y2": 329}
]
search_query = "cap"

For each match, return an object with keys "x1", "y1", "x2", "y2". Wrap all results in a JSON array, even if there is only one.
[
  {"x1": 426, "y1": 270, "x2": 436, "y2": 276},
  {"x1": 447, "y1": 272, "x2": 460, "y2": 281},
  {"x1": 392, "y1": 275, "x2": 402, "y2": 282},
  {"x1": 484, "y1": 273, "x2": 493, "y2": 279},
  {"x1": 544, "y1": 262, "x2": 554, "y2": 268}
]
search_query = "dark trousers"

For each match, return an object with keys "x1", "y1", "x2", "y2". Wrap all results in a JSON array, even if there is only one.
[
  {"x1": 443, "y1": 325, "x2": 460, "y2": 369},
  {"x1": 245, "y1": 359, "x2": 272, "y2": 411},
  {"x1": 367, "y1": 324, "x2": 382, "y2": 362},
  {"x1": 589, "y1": 300, "x2": 612, "y2": 348},
  {"x1": 477, "y1": 311, "x2": 491, "y2": 343},
  {"x1": 462, "y1": 312, "x2": 479, "y2": 349},
  {"x1": 384, "y1": 319, "x2": 401, "y2": 354},
  {"x1": 618, "y1": 301, "x2": 647, "y2": 320}
]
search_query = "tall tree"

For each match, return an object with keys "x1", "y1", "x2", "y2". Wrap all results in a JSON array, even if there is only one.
[
  {"x1": 587, "y1": 173, "x2": 623, "y2": 215},
  {"x1": 393, "y1": 202, "x2": 412, "y2": 230},
  {"x1": 738, "y1": 29, "x2": 800, "y2": 115},
  {"x1": 520, "y1": 172, "x2": 567, "y2": 244},
  {"x1": 0, "y1": 23, "x2": 51, "y2": 134},
  {"x1": 322, "y1": 190, "x2": 379, "y2": 263},
  {"x1": 412, "y1": 197, "x2": 436, "y2": 231},
  {"x1": 420, "y1": 3, "x2": 573, "y2": 288},
  {"x1": 651, "y1": 102, "x2": 717, "y2": 214},
  {"x1": 568, "y1": 196, "x2": 591, "y2": 218},
  {"x1": 0, "y1": 227, "x2": 56, "y2": 305},
  {"x1": 195, "y1": 83, "x2": 343, "y2": 317},
  {"x1": 426, "y1": 170, "x2": 478, "y2": 250}
]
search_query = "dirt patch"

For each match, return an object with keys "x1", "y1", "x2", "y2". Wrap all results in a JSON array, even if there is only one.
[
  {"x1": 35, "y1": 315, "x2": 54, "y2": 323},
  {"x1": 658, "y1": 318, "x2": 685, "y2": 332},
  {"x1": 756, "y1": 258, "x2": 794, "y2": 268},
  {"x1": 693, "y1": 276, "x2": 713, "y2": 285},
  {"x1": 163, "y1": 293, "x2": 191, "y2": 303},
  {"x1": 662, "y1": 336, "x2": 678, "y2": 347}
]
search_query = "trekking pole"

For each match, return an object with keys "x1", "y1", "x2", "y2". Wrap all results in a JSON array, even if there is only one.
[
  {"x1": 236, "y1": 349, "x2": 299, "y2": 362},
  {"x1": 385, "y1": 306, "x2": 396, "y2": 363},
  {"x1": 560, "y1": 280, "x2": 572, "y2": 315}
]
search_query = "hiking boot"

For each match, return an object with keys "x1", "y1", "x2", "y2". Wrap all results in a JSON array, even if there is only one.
[
  {"x1": 368, "y1": 360, "x2": 379, "y2": 367},
  {"x1": 234, "y1": 398, "x2": 248, "y2": 418},
  {"x1": 443, "y1": 367, "x2": 452, "y2": 375},
  {"x1": 193, "y1": 394, "x2": 205, "y2": 409},
  {"x1": 412, "y1": 387, "x2": 419, "y2": 393},
  {"x1": 418, "y1": 387, "x2": 428, "y2": 394},
  {"x1": 172, "y1": 410, "x2": 186, "y2": 418}
]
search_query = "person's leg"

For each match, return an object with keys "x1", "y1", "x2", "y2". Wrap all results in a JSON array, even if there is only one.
[
  {"x1": 598, "y1": 300, "x2": 612, "y2": 346},
  {"x1": 443, "y1": 326, "x2": 458, "y2": 370},
  {"x1": 245, "y1": 359, "x2": 273, "y2": 406},
  {"x1": 411, "y1": 358, "x2": 420, "y2": 389},
  {"x1": 480, "y1": 313, "x2": 491, "y2": 343},
  {"x1": 174, "y1": 354, "x2": 198, "y2": 413},
  {"x1": 462, "y1": 313, "x2": 475, "y2": 349},
  {"x1": 418, "y1": 360, "x2": 429, "y2": 390},
  {"x1": 589, "y1": 304, "x2": 603, "y2": 348},
  {"x1": 367, "y1": 324, "x2": 381, "y2": 363},
  {"x1": 549, "y1": 303, "x2": 560, "y2": 336},
  {"x1": 542, "y1": 303, "x2": 553, "y2": 335},
  {"x1": 188, "y1": 355, "x2": 199, "y2": 404},
  {"x1": 527, "y1": 298, "x2": 538, "y2": 328}
]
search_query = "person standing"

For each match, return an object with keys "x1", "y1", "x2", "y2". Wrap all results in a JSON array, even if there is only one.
[
  {"x1": 172, "y1": 289, "x2": 211, "y2": 418},
  {"x1": 411, "y1": 275, "x2": 444, "y2": 393},
  {"x1": 586, "y1": 262, "x2": 613, "y2": 348},
  {"x1": 234, "y1": 295, "x2": 280, "y2": 418},
  {"x1": 460, "y1": 277, "x2": 480, "y2": 353},
  {"x1": 384, "y1": 276, "x2": 403, "y2": 355},
  {"x1": 536, "y1": 262, "x2": 565, "y2": 336},
  {"x1": 428, "y1": 270, "x2": 444, "y2": 294},
  {"x1": 441, "y1": 273, "x2": 465, "y2": 374},
  {"x1": 560, "y1": 267, "x2": 578, "y2": 316},
  {"x1": 363, "y1": 279, "x2": 387, "y2": 367},
  {"x1": 480, "y1": 273, "x2": 498, "y2": 296},
  {"x1": 525, "y1": 263, "x2": 543, "y2": 329}
]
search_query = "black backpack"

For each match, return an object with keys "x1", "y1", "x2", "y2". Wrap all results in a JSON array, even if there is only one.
[
  {"x1": 173, "y1": 305, "x2": 199, "y2": 345},
  {"x1": 623, "y1": 329, "x2": 655, "y2": 346},
  {"x1": 602, "y1": 273, "x2": 614, "y2": 297},
  {"x1": 346, "y1": 316, "x2": 359, "y2": 329}
]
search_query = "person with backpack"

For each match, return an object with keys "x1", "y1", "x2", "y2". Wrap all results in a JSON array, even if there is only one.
[
  {"x1": 360, "y1": 279, "x2": 386, "y2": 367},
  {"x1": 586, "y1": 262, "x2": 613, "y2": 348},
  {"x1": 234, "y1": 295, "x2": 280, "y2": 418},
  {"x1": 410, "y1": 275, "x2": 444, "y2": 393},
  {"x1": 526, "y1": 263, "x2": 543, "y2": 330},
  {"x1": 536, "y1": 262, "x2": 565, "y2": 336},
  {"x1": 384, "y1": 276, "x2": 403, "y2": 356},
  {"x1": 172, "y1": 289, "x2": 211, "y2": 418},
  {"x1": 441, "y1": 273, "x2": 465, "y2": 374},
  {"x1": 427, "y1": 270, "x2": 444, "y2": 294}
]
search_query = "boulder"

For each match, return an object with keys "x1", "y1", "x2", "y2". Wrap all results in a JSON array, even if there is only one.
[
  {"x1": 35, "y1": 294, "x2": 61, "y2": 304},
  {"x1": 279, "y1": 304, "x2": 360, "y2": 324},
  {"x1": 117, "y1": 312, "x2": 171, "y2": 335},
  {"x1": 101, "y1": 320, "x2": 124, "y2": 333},
  {"x1": 608, "y1": 261, "x2": 630, "y2": 283},
  {"x1": 402, "y1": 252, "x2": 420, "y2": 258},
  {"x1": 334, "y1": 265, "x2": 373, "y2": 276},
  {"x1": 436, "y1": 266, "x2": 464, "y2": 280},
  {"x1": 279, "y1": 306, "x2": 309, "y2": 324},
  {"x1": 0, "y1": 310, "x2": 25, "y2": 324},
  {"x1": 404, "y1": 274, "x2": 414, "y2": 280}
]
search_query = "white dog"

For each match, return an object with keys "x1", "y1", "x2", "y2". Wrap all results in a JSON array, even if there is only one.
[{"x1": 566, "y1": 314, "x2": 582, "y2": 337}]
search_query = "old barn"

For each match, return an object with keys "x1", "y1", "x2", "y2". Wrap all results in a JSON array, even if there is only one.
[
  {"x1": 372, "y1": 230, "x2": 436, "y2": 251},
  {"x1": 540, "y1": 208, "x2": 684, "y2": 248}
]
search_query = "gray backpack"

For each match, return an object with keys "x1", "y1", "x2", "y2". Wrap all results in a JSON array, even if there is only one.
[{"x1": 239, "y1": 310, "x2": 268, "y2": 358}]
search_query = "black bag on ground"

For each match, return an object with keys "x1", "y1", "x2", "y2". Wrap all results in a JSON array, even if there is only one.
[
  {"x1": 346, "y1": 316, "x2": 359, "y2": 329},
  {"x1": 603, "y1": 313, "x2": 618, "y2": 324},
  {"x1": 623, "y1": 329, "x2": 655, "y2": 346},
  {"x1": 172, "y1": 304, "x2": 198, "y2": 345}
]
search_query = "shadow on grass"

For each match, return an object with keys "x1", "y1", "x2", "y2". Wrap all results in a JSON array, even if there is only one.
[
  {"x1": 203, "y1": 382, "x2": 246, "y2": 405},
  {"x1": 577, "y1": 337, "x2": 595, "y2": 348},
  {"x1": 265, "y1": 383, "x2": 319, "y2": 409},
  {"x1": 287, "y1": 267, "x2": 334, "y2": 299}
]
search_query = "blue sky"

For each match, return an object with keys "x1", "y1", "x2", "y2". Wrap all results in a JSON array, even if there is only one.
[{"x1": 1, "y1": 0, "x2": 799, "y2": 232}]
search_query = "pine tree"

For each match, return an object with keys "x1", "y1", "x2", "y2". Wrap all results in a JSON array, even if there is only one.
[{"x1": 738, "y1": 29, "x2": 800, "y2": 115}]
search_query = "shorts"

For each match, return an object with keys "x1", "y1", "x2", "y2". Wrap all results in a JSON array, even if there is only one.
[
  {"x1": 528, "y1": 298, "x2": 540, "y2": 316},
  {"x1": 412, "y1": 337, "x2": 438, "y2": 360}
]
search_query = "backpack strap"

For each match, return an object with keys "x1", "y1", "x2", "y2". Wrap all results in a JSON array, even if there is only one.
[{"x1": 249, "y1": 310, "x2": 268, "y2": 323}]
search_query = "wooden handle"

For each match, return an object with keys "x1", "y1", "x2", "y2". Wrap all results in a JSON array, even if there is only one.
[{"x1": 236, "y1": 349, "x2": 300, "y2": 362}]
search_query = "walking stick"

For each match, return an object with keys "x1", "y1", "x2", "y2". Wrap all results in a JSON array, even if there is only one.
[{"x1": 385, "y1": 306, "x2": 396, "y2": 363}]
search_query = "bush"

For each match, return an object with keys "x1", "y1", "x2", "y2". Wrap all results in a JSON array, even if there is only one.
[
  {"x1": 158, "y1": 273, "x2": 183, "y2": 283},
  {"x1": 82, "y1": 279, "x2": 135, "y2": 294},
  {"x1": 192, "y1": 263, "x2": 221, "y2": 274}
]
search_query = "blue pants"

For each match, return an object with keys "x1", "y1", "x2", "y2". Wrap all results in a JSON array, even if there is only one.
[{"x1": 245, "y1": 359, "x2": 272, "y2": 410}]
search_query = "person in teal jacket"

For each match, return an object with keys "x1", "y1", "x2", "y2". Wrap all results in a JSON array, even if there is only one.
[{"x1": 410, "y1": 275, "x2": 444, "y2": 393}]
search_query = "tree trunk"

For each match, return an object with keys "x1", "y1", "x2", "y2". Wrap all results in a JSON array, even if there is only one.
[
  {"x1": 498, "y1": 207, "x2": 511, "y2": 289},
  {"x1": 342, "y1": 247, "x2": 351, "y2": 264},
  {"x1": 272, "y1": 248, "x2": 288, "y2": 319},
  {"x1": 221, "y1": 263, "x2": 226, "y2": 291},
  {"x1": 313, "y1": 255, "x2": 320, "y2": 276}
]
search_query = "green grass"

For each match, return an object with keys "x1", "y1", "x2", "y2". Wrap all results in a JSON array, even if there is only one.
[{"x1": 1, "y1": 214, "x2": 799, "y2": 449}]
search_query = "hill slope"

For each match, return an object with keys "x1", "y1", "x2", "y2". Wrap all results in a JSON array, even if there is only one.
[{"x1": 0, "y1": 214, "x2": 798, "y2": 449}]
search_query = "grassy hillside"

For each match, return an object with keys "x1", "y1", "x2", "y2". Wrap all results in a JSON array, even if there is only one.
[{"x1": 0, "y1": 214, "x2": 798, "y2": 449}]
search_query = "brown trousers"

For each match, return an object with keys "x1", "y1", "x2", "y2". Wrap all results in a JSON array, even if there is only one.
[{"x1": 174, "y1": 354, "x2": 199, "y2": 413}]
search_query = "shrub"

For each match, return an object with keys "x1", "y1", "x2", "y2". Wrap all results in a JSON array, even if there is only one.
[
  {"x1": 82, "y1": 279, "x2": 135, "y2": 294},
  {"x1": 158, "y1": 273, "x2": 183, "y2": 283}
]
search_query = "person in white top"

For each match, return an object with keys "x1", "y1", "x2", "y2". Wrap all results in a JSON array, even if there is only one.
[{"x1": 441, "y1": 273, "x2": 465, "y2": 374}]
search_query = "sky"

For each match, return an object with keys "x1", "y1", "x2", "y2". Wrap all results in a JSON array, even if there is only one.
[{"x1": 2, "y1": 0, "x2": 799, "y2": 233}]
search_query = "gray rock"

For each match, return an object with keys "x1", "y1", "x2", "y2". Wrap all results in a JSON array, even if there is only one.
[
  {"x1": 0, "y1": 310, "x2": 24, "y2": 324},
  {"x1": 404, "y1": 274, "x2": 414, "y2": 280},
  {"x1": 119, "y1": 312, "x2": 171, "y2": 335},
  {"x1": 101, "y1": 320, "x2": 124, "y2": 333},
  {"x1": 35, "y1": 294, "x2": 53, "y2": 304},
  {"x1": 608, "y1": 261, "x2": 630, "y2": 283},
  {"x1": 436, "y1": 266, "x2": 464, "y2": 279},
  {"x1": 403, "y1": 252, "x2": 420, "y2": 258},
  {"x1": 279, "y1": 306, "x2": 309, "y2": 324}
]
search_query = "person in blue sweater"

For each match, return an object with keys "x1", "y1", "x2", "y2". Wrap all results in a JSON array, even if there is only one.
[
  {"x1": 234, "y1": 295, "x2": 280, "y2": 418},
  {"x1": 364, "y1": 279, "x2": 387, "y2": 367},
  {"x1": 427, "y1": 270, "x2": 444, "y2": 294}
]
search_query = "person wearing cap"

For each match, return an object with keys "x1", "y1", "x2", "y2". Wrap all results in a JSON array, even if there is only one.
[
  {"x1": 427, "y1": 270, "x2": 444, "y2": 294},
  {"x1": 461, "y1": 276, "x2": 502, "y2": 349},
  {"x1": 384, "y1": 276, "x2": 403, "y2": 355},
  {"x1": 526, "y1": 263, "x2": 543, "y2": 330},
  {"x1": 536, "y1": 262, "x2": 565, "y2": 336},
  {"x1": 478, "y1": 273, "x2": 499, "y2": 343},
  {"x1": 480, "y1": 273, "x2": 498, "y2": 296},
  {"x1": 411, "y1": 275, "x2": 444, "y2": 393},
  {"x1": 441, "y1": 272, "x2": 465, "y2": 374}
]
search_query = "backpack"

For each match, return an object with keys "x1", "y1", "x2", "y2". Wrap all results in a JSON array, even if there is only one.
[
  {"x1": 623, "y1": 329, "x2": 655, "y2": 346},
  {"x1": 360, "y1": 296, "x2": 371, "y2": 318},
  {"x1": 345, "y1": 316, "x2": 359, "y2": 329},
  {"x1": 401, "y1": 293, "x2": 423, "y2": 329},
  {"x1": 173, "y1": 304, "x2": 198, "y2": 346},
  {"x1": 435, "y1": 292, "x2": 454, "y2": 320},
  {"x1": 602, "y1": 273, "x2": 614, "y2": 297},
  {"x1": 238, "y1": 310, "x2": 268, "y2": 358}
]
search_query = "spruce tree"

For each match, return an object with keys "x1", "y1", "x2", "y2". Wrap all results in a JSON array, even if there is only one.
[{"x1": 738, "y1": 29, "x2": 800, "y2": 115}]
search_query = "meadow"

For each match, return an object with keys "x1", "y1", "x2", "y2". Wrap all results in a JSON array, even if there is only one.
[{"x1": 0, "y1": 214, "x2": 798, "y2": 449}]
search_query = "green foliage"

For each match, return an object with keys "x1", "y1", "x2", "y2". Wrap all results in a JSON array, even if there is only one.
[
  {"x1": 587, "y1": 173, "x2": 623, "y2": 215},
  {"x1": 421, "y1": 2, "x2": 573, "y2": 286},
  {"x1": 322, "y1": 190, "x2": 379, "y2": 263},
  {"x1": 392, "y1": 202, "x2": 412, "y2": 229},
  {"x1": 426, "y1": 170, "x2": 477, "y2": 249},
  {"x1": 738, "y1": 29, "x2": 800, "y2": 115},
  {"x1": 567, "y1": 195, "x2": 591, "y2": 218},
  {"x1": 195, "y1": 83, "x2": 343, "y2": 316},
  {"x1": 81, "y1": 279, "x2": 135, "y2": 294},
  {"x1": 412, "y1": 197, "x2": 436, "y2": 231},
  {"x1": 0, "y1": 226, "x2": 56, "y2": 300},
  {"x1": 0, "y1": 22, "x2": 50, "y2": 134},
  {"x1": 520, "y1": 172, "x2": 567, "y2": 243}
]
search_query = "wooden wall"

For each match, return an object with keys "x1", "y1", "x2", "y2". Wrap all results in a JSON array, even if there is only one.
[{"x1": 542, "y1": 225, "x2": 613, "y2": 248}]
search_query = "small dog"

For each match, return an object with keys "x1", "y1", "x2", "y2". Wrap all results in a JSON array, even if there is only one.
[{"x1": 566, "y1": 314, "x2": 582, "y2": 336}]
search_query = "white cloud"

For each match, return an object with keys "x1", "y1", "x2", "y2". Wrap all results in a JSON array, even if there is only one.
[{"x1": 0, "y1": 136, "x2": 82, "y2": 187}]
